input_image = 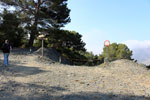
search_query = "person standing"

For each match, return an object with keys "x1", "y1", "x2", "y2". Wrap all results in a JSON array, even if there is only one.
[{"x1": 2, "y1": 40, "x2": 12, "y2": 66}]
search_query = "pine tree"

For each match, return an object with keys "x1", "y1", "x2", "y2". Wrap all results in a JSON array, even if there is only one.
[
  {"x1": 102, "y1": 43, "x2": 132, "y2": 61},
  {"x1": 0, "y1": 9, "x2": 24, "y2": 47},
  {"x1": 0, "y1": 0, "x2": 70, "y2": 47}
]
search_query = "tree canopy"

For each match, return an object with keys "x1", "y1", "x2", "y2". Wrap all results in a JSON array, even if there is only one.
[
  {"x1": 0, "y1": 9, "x2": 25, "y2": 47},
  {"x1": 102, "y1": 43, "x2": 132, "y2": 61},
  {"x1": 0, "y1": 0, "x2": 70, "y2": 47}
]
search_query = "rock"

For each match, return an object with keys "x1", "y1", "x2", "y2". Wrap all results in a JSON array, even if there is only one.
[{"x1": 34, "y1": 47, "x2": 70, "y2": 64}]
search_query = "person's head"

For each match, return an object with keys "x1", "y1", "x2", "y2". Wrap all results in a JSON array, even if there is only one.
[{"x1": 5, "y1": 40, "x2": 9, "y2": 44}]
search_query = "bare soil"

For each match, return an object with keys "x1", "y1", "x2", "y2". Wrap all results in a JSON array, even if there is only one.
[{"x1": 0, "y1": 49, "x2": 150, "y2": 100}]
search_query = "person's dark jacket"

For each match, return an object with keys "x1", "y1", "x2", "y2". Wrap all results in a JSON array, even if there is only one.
[{"x1": 2, "y1": 43, "x2": 11, "y2": 53}]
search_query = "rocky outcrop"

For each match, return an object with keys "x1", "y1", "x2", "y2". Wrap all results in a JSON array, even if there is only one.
[{"x1": 34, "y1": 47, "x2": 70, "y2": 64}]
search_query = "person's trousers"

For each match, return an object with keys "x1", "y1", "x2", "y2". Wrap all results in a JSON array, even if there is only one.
[{"x1": 3, "y1": 53, "x2": 9, "y2": 66}]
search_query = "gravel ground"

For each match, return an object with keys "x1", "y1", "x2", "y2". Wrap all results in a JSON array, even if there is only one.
[{"x1": 0, "y1": 49, "x2": 150, "y2": 100}]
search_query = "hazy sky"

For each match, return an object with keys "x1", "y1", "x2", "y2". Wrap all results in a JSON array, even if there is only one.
[{"x1": 64, "y1": 0, "x2": 150, "y2": 64}]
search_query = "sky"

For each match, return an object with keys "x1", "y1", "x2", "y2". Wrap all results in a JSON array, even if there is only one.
[{"x1": 64, "y1": 0, "x2": 150, "y2": 65}]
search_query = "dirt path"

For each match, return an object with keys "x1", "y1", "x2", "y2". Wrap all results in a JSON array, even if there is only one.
[{"x1": 0, "y1": 52, "x2": 150, "y2": 100}]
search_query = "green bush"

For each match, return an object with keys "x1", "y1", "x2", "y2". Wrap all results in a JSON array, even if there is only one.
[
  {"x1": 102, "y1": 43, "x2": 132, "y2": 61},
  {"x1": 33, "y1": 40, "x2": 41, "y2": 48}
]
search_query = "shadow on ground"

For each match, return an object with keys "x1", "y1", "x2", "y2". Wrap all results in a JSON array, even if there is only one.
[
  {"x1": 0, "y1": 81, "x2": 67, "y2": 100},
  {"x1": 0, "y1": 63, "x2": 48, "y2": 77},
  {"x1": 0, "y1": 81, "x2": 149, "y2": 100}
]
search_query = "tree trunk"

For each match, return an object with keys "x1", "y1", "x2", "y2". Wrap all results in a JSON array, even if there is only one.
[
  {"x1": 28, "y1": 0, "x2": 41, "y2": 48},
  {"x1": 29, "y1": 31, "x2": 35, "y2": 48},
  {"x1": 28, "y1": 20, "x2": 38, "y2": 48}
]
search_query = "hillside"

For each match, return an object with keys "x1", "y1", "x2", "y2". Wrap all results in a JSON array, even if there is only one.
[{"x1": 0, "y1": 49, "x2": 150, "y2": 100}]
